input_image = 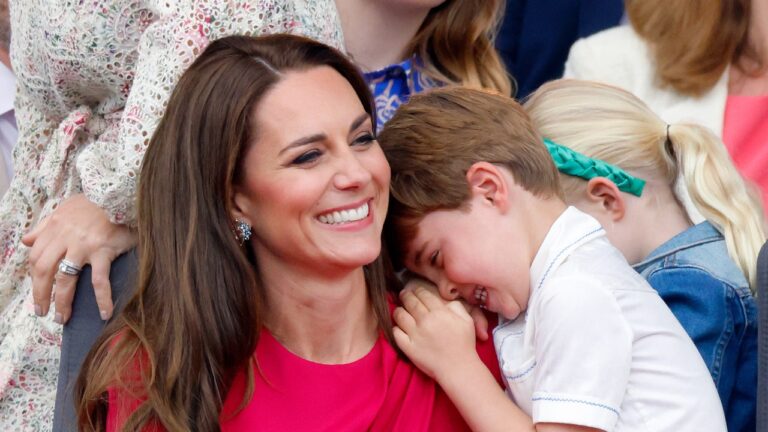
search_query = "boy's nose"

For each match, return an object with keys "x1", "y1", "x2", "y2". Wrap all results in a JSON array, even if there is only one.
[{"x1": 438, "y1": 282, "x2": 460, "y2": 301}]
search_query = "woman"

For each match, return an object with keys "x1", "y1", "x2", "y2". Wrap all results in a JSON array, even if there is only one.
[
  {"x1": 75, "y1": 34, "x2": 500, "y2": 431},
  {"x1": 564, "y1": 0, "x2": 768, "y2": 207},
  {"x1": 2, "y1": 0, "x2": 510, "y2": 428}
]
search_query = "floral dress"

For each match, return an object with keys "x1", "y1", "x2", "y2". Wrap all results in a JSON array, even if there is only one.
[{"x1": 0, "y1": 1, "x2": 343, "y2": 429}]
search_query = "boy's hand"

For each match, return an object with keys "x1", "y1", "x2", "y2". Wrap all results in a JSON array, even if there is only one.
[
  {"x1": 402, "y1": 278, "x2": 489, "y2": 341},
  {"x1": 393, "y1": 285, "x2": 479, "y2": 381}
]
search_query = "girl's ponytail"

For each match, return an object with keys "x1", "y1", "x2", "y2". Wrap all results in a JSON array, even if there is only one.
[{"x1": 667, "y1": 123, "x2": 766, "y2": 288}]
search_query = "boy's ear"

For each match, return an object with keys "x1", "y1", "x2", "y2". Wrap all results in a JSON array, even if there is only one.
[
  {"x1": 585, "y1": 177, "x2": 625, "y2": 221},
  {"x1": 466, "y1": 162, "x2": 509, "y2": 210}
]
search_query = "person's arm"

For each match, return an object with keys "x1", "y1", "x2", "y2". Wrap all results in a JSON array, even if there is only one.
[
  {"x1": 394, "y1": 286, "x2": 603, "y2": 432},
  {"x1": 22, "y1": 0, "x2": 345, "y2": 325},
  {"x1": 646, "y1": 268, "x2": 731, "y2": 379}
]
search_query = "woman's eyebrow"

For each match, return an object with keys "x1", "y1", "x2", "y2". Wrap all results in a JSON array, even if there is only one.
[
  {"x1": 349, "y1": 113, "x2": 370, "y2": 133},
  {"x1": 279, "y1": 134, "x2": 326, "y2": 155}
]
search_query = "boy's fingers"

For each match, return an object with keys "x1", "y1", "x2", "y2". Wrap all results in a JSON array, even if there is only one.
[
  {"x1": 413, "y1": 285, "x2": 447, "y2": 310},
  {"x1": 392, "y1": 326, "x2": 412, "y2": 352},
  {"x1": 393, "y1": 306, "x2": 417, "y2": 333},
  {"x1": 400, "y1": 289, "x2": 429, "y2": 319},
  {"x1": 468, "y1": 306, "x2": 489, "y2": 341}
]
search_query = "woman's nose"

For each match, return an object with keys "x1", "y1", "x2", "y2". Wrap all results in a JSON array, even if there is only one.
[{"x1": 333, "y1": 150, "x2": 372, "y2": 190}]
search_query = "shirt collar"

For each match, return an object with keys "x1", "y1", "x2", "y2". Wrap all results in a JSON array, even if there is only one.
[
  {"x1": 528, "y1": 207, "x2": 606, "y2": 299},
  {"x1": 632, "y1": 221, "x2": 722, "y2": 272},
  {"x1": 0, "y1": 63, "x2": 15, "y2": 115}
]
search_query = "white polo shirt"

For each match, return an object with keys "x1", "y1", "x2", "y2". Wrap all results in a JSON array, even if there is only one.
[
  {"x1": 0, "y1": 62, "x2": 16, "y2": 196},
  {"x1": 493, "y1": 207, "x2": 726, "y2": 431}
]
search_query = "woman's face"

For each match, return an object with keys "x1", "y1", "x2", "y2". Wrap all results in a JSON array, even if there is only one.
[{"x1": 233, "y1": 66, "x2": 390, "y2": 275}]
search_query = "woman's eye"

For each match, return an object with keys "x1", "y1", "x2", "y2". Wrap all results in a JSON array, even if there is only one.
[
  {"x1": 352, "y1": 133, "x2": 375, "y2": 147},
  {"x1": 292, "y1": 149, "x2": 322, "y2": 165}
]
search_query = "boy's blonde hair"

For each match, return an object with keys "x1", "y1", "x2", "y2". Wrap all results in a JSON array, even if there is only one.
[
  {"x1": 379, "y1": 86, "x2": 562, "y2": 264},
  {"x1": 525, "y1": 79, "x2": 766, "y2": 289}
]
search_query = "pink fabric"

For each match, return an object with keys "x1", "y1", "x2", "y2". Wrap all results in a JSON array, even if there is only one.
[
  {"x1": 722, "y1": 95, "x2": 768, "y2": 207},
  {"x1": 107, "y1": 315, "x2": 501, "y2": 431}
]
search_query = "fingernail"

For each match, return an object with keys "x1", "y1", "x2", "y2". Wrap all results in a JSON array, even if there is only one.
[
  {"x1": 100, "y1": 310, "x2": 110, "y2": 321},
  {"x1": 34, "y1": 304, "x2": 42, "y2": 316},
  {"x1": 54, "y1": 313, "x2": 63, "y2": 324}
]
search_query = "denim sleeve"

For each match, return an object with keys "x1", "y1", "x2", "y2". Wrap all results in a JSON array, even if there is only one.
[{"x1": 646, "y1": 266, "x2": 756, "y2": 431}]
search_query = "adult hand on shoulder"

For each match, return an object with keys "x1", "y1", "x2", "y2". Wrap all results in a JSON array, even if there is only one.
[
  {"x1": 22, "y1": 193, "x2": 136, "y2": 325},
  {"x1": 401, "y1": 277, "x2": 490, "y2": 341},
  {"x1": 393, "y1": 286, "x2": 478, "y2": 381}
]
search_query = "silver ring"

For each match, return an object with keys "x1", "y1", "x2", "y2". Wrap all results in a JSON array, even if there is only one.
[{"x1": 58, "y1": 259, "x2": 83, "y2": 276}]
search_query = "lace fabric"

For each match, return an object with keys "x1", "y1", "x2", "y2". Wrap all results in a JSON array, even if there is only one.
[{"x1": 0, "y1": 1, "x2": 343, "y2": 429}]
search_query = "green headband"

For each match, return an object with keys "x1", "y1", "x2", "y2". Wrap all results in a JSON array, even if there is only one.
[{"x1": 544, "y1": 138, "x2": 646, "y2": 197}]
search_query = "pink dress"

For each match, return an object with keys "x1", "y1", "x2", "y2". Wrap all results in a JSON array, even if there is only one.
[
  {"x1": 108, "y1": 320, "x2": 502, "y2": 430},
  {"x1": 722, "y1": 95, "x2": 768, "y2": 207}
]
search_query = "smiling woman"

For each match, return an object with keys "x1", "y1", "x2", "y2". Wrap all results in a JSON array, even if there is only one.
[{"x1": 74, "y1": 34, "x2": 500, "y2": 432}]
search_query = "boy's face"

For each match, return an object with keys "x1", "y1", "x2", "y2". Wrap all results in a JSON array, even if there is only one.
[{"x1": 403, "y1": 199, "x2": 531, "y2": 320}]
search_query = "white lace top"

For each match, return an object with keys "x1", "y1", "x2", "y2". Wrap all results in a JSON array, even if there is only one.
[{"x1": 0, "y1": 1, "x2": 343, "y2": 429}]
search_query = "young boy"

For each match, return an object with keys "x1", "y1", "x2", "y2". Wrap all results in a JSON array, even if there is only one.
[{"x1": 379, "y1": 87, "x2": 726, "y2": 432}]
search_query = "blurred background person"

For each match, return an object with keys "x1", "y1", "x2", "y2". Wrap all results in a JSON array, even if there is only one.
[
  {"x1": 496, "y1": 0, "x2": 623, "y2": 99},
  {"x1": 0, "y1": 0, "x2": 14, "y2": 197},
  {"x1": 565, "y1": 0, "x2": 768, "y2": 208}
]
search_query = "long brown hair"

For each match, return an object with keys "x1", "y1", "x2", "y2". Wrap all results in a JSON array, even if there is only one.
[
  {"x1": 410, "y1": 0, "x2": 514, "y2": 96},
  {"x1": 76, "y1": 34, "x2": 394, "y2": 431},
  {"x1": 627, "y1": 0, "x2": 760, "y2": 96}
]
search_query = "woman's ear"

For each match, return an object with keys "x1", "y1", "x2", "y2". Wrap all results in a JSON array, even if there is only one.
[
  {"x1": 585, "y1": 177, "x2": 626, "y2": 221},
  {"x1": 231, "y1": 185, "x2": 253, "y2": 227},
  {"x1": 466, "y1": 162, "x2": 509, "y2": 211}
]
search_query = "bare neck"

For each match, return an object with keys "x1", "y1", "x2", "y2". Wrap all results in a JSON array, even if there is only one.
[
  {"x1": 335, "y1": 0, "x2": 430, "y2": 71},
  {"x1": 258, "y1": 256, "x2": 378, "y2": 364},
  {"x1": 633, "y1": 187, "x2": 692, "y2": 263}
]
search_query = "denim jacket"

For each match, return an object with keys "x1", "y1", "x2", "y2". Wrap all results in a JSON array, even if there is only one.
[{"x1": 633, "y1": 222, "x2": 757, "y2": 432}]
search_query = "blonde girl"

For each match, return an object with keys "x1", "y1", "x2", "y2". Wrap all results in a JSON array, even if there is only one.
[{"x1": 525, "y1": 78, "x2": 764, "y2": 432}]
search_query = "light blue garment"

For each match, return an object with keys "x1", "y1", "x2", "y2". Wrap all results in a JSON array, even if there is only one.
[
  {"x1": 364, "y1": 57, "x2": 439, "y2": 129},
  {"x1": 633, "y1": 222, "x2": 757, "y2": 432}
]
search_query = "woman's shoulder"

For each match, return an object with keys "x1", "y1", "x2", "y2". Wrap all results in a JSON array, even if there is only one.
[{"x1": 564, "y1": 25, "x2": 654, "y2": 91}]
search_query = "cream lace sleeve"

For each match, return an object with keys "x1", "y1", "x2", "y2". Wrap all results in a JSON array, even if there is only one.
[{"x1": 77, "y1": 0, "x2": 343, "y2": 227}]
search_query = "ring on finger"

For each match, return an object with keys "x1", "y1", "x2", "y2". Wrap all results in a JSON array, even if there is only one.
[{"x1": 58, "y1": 259, "x2": 83, "y2": 276}]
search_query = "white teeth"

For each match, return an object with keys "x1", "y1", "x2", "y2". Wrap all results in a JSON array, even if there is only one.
[
  {"x1": 318, "y1": 202, "x2": 369, "y2": 225},
  {"x1": 474, "y1": 286, "x2": 488, "y2": 306}
]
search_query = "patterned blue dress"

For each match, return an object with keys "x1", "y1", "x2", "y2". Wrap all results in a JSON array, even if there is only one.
[{"x1": 364, "y1": 57, "x2": 440, "y2": 129}]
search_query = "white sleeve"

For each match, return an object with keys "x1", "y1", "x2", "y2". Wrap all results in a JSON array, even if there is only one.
[
  {"x1": 563, "y1": 36, "x2": 610, "y2": 81},
  {"x1": 531, "y1": 278, "x2": 633, "y2": 431},
  {"x1": 76, "y1": 0, "x2": 343, "y2": 226}
]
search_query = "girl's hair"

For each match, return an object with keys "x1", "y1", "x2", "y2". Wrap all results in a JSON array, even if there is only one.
[
  {"x1": 76, "y1": 34, "x2": 394, "y2": 431},
  {"x1": 525, "y1": 79, "x2": 766, "y2": 288},
  {"x1": 626, "y1": 0, "x2": 761, "y2": 96},
  {"x1": 409, "y1": 0, "x2": 514, "y2": 96}
]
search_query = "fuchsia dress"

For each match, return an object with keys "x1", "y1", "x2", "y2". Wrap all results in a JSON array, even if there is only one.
[
  {"x1": 108, "y1": 317, "x2": 502, "y2": 431},
  {"x1": 723, "y1": 95, "x2": 768, "y2": 207}
]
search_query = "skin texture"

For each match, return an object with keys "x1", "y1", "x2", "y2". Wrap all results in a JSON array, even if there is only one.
[
  {"x1": 565, "y1": 176, "x2": 691, "y2": 265},
  {"x1": 232, "y1": 66, "x2": 390, "y2": 363},
  {"x1": 22, "y1": 194, "x2": 135, "y2": 324},
  {"x1": 393, "y1": 162, "x2": 599, "y2": 431}
]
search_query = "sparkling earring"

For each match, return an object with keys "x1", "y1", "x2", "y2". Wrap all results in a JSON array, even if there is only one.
[{"x1": 234, "y1": 219, "x2": 252, "y2": 244}]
